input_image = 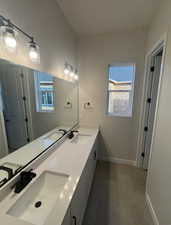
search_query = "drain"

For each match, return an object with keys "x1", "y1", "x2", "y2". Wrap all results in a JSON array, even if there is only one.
[{"x1": 35, "y1": 201, "x2": 42, "y2": 208}]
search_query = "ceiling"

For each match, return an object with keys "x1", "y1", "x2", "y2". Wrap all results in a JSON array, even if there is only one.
[{"x1": 56, "y1": 0, "x2": 161, "y2": 36}]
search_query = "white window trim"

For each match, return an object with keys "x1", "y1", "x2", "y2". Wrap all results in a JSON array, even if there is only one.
[
  {"x1": 106, "y1": 63, "x2": 136, "y2": 117},
  {"x1": 34, "y1": 72, "x2": 56, "y2": 113}
]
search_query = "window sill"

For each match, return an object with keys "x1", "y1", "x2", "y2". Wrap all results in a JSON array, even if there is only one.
[{"x1": 107, "y1": 112, "x2": 132, "y2": 118}]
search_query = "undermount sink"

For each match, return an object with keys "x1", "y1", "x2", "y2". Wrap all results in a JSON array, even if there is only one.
[
  {"x1": 7, "y1": 171, "x2": 69, "y2": 225},
  {"x1": 44, "y1": 132, "x2": 63, "y2": 142}
]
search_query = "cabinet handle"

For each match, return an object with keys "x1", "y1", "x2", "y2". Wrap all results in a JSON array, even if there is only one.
[
  {"x1": 94, "y1": 151, "x2": 96, "y2": 160},
  {"x1": 72, "y1": 216, "x2": 77, "y2": 225}
]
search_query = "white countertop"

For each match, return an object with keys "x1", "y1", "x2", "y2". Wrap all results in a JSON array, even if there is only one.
[
  {"x1": 0, "y1": 126, "x2": 72, "y2": 181},
  {"x1": 0, "y1": 127, "x2": 99, "y2": 225},
  {"x1": 0, "y1": 126, "x2": 72, "y2": 166}
]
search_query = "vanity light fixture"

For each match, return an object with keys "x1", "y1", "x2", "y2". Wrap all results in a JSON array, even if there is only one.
[
  {"x1": 64, "y1": 62, "x2": 79, "y2": 80},
  {"x1": 29, "y1": 39, "x2": 40, "y2": 63},
  {"x1": 0, "y1": 15, "x2": 40, "y2": 63},
  {"x1": 1, "y1": 23, "x2": 17, "y2": 52}
]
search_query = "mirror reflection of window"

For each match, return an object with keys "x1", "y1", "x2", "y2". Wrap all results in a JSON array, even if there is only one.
[{"x1": 34, "y1": 72, "x2": 55, "y2": 112}]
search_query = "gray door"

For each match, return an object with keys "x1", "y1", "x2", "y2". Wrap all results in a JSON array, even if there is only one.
[{"x1": 0, "y1": 64, "x2": 29, "y2": 152}]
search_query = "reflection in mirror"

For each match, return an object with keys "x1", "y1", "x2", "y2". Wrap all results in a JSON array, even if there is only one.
[{"x1": 0, "y1": 59, "x2": 78, "y2": 186}]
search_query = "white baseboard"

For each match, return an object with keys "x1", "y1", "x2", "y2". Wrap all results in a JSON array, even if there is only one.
[
  {"x1": 146, "y1": 193, "x2": 159, "y2": 225},
  {"x1": 100, "y1": 156, "x2": 136, "y2": 166}
]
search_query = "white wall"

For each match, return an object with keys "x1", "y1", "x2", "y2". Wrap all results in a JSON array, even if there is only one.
[
  {"x1": 145, "y1": 1, "x2": 171, "y2": 224},
  {"x1": 25, "y1": 69, "x2": 78, "y2": 139},
  {"x1": 55, "y1": 80, "x2": 78, "y2": 128},
  {"x1": 78, "y1": 30, "x2": 147, "y2": 162},
  {"x1": 0, "y1": 0, "x2": 77, "y2": 78}
]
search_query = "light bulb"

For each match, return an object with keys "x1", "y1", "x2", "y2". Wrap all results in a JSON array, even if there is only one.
[
  {"x1": 29, "y1": 42, "x2": 40, "y2": 63},
  {"x1": 70, "y1": 71, "x2": 75, "y2": 77},
  {"x1": 64, "y1": 67, "x2": 70, "y2": 75},
  {"x1": 74, "y1": 74, "x2": 79, "y2": 80},
  {"x1": 29, "y1": 47, "x2": 38, "y2": 60},
  {"x1": 4, "y1": 27, "x2": 17, "y2": 52}
]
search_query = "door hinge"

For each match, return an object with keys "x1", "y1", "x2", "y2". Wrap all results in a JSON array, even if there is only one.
[
  {"x1": 20, "y1": 73, "x2": 24, "y2": 78},
  {"x1": 27, "y1": 138, "x2": 30, "y2": 142},
  {"x1": 141, "y1": 152, "x2": 145, "y2": 158},
  {"x1": 147, "y1": 98, "x2": 152, "y2": 103},
  {"x1": 144, "y1": 126, "x2": 148, "y2": 132},
  {"x1": 150, "y1": 66, "x2": 155, "y2": 72},
  {"x1": 25, "y1": 118, "x2": 28, "y2": 123},
  {"x1": 22, "y1": 96, "x2": 26, "y2": 101}
]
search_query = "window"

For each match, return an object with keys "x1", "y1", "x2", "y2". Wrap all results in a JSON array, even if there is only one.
[
  {"x1": 107, "y1": 63, "x2": 135, "y2": 117},
  {"x1": 34, "y1": 72, "x2": 55, "y2": 112}
]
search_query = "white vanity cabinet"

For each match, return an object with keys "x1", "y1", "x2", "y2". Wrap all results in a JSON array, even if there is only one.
[
  {"x1": 61, "y1": 137, "x2": 98, "y2": 225},
  {"x1": 62, "y1": 208, "x2": 72, "y2": 225},
  {"x1": 69, "y1": 139, "x2": 98, "y2": 225}
]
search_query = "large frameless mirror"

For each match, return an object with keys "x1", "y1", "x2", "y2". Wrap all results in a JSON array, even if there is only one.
[{"x1": 0, "y1": 59, "x2": 79, "y2": 187}]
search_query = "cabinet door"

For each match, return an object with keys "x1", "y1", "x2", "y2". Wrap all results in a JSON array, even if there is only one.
[
  {"x1": 70, "y1": 137, "x2": 98, "y2": 225},
  {"x1": 70, "y1": 167, "x2": 90, "y2": 225},
  {"x1": 89, "y1": 139, "x2": 98, "y2": 185},
  {"x1": 70, "y1": 186, "x2": 86, "y2": 225},
  {"x1": 62, "y1": 208, "x2": 71, "y2": 225}
]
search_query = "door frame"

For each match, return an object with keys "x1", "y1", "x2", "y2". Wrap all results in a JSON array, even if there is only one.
[
  {"x1": 21, "y1": 67, "x2": 34, "y2": 141},
  {"x1": 0, "y1": 112, "x2": 8, "y2": 157},
  {"x1": 136, "y1": 34, "x2": 167, "y2": 168}
]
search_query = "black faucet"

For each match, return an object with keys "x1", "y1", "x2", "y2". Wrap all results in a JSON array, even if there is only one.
[
  {"x1": 14, "y1": 170, "x2": 36, "y2": 193},
  {"x1": 59, "y1": 129, "x2": 67, "y2": 135},
  {"x1": 68, "y1": 130, "x2": 79, "y2": 139},
  {"x1": 0, "y1": 166, "x2": 13, "y2": 179}
]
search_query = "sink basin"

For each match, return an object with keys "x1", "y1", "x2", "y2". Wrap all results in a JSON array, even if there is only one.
[
  {"x1": 44, "y1": 132, "x2": 63, "y2": 142},
  {"x1": 7, "y1": 171, "x2": 69, "y2": 225}
]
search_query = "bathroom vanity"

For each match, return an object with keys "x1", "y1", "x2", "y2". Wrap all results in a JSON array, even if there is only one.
[{"x1": 0, "y1": 127, "x2": 99, "y2": 225}]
